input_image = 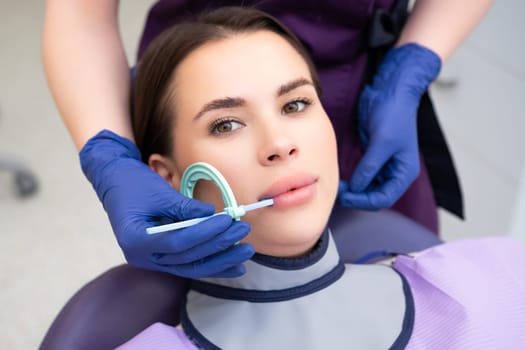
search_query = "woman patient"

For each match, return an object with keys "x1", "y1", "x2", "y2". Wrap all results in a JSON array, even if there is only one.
[{"x1": 120, "y1": 7, "x2": 525, "y2": 349}]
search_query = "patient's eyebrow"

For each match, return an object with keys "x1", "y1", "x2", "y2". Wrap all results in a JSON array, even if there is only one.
[
  {"x1": 277, "y1": 78, "x2": 313, "y2": 97},
  {"x1": 193, "y1": 97, "x2": 246, "y2": 121},
  {"x1": 193, "y1": 78, "x2": 313, "y2": 121}
]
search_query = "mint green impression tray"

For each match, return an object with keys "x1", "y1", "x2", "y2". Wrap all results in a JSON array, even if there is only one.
[{"x1": 146, "y1": 162, "x2": 273, "y2": 235}]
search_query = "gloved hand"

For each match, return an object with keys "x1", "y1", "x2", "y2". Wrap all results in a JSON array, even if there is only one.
[
  {"x1": 338, "y1": 43, "x2": 441, "y2": 209},
  {"x1": 80, "y1": 130, "x2": 254, "y2": 278}
]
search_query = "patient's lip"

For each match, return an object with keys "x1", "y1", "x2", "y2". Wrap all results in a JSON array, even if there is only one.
[{"x1": 260, "y1": 174, "x2": 317, "y2": 208}]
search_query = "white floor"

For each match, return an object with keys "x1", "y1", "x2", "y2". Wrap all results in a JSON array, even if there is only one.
[{"x1": 0, "y1": 1, "x2": 523, "y2": 349}]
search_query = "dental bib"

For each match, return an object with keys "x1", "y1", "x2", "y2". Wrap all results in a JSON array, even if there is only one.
[
  {"x1": 121, "y1": 235, "x2": 525, "y2": 349},
  {"x1": 181, "y1": 230, "x2": 412, "y2": 350},
  {"x1": 118, "y1": 162, "x2": 525, "y2": 349}
]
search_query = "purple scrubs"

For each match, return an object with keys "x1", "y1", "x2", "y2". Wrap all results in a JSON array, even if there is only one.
[{"x1": 137, "y1": 0, "x2": 438, "y2": 233}]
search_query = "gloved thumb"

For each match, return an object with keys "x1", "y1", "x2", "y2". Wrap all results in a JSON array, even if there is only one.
[
  {"x1": 162, "y1": 189, "x2": 216, "y2": 221},
  {"x1": 349, "y1": 140, "x2": 391, "y2": 192}
]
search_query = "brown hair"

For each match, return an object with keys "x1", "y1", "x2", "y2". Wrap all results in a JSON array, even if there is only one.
[{"x1": 132, "y1": 6, "x2": 321, "y2": 163}]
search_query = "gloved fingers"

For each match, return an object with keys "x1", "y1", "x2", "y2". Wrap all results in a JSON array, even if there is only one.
[
  {"x1": 369, "y1": 174, "x2": 406, "y2": 208},
  {"x1": 155, "y1": 189, "x2": 216, "y2": 221},
  {"x1": 348, "y1": 139, "x2": 394, "y2": 193},
  {"x1": 157, "y1": 243, "x2": 255, "y2": 279},
  {"x1": 340, "y1": 150, "x2": 420, "y2": 210},
  {"x1": 338, "y1": 180, "x2": 349, "y2": 196},
  {"x1": 357, "y1": 85, "x2": 376, "y2": 120},
  {"x1": 338, "y1": 190, "x2": 367, "y2": 209},
  {"x1": 339, "y1": 164, "x2": 410, "y2": 210},
  {"x1": 151, "y1": 221, "x2": 251, "y2": 265},
  {"x1": 338, "y1": 184, "x2": 391, "y2": 209},
  {"x1": 384, "y1": 151, "x2": 420, "y2": 185},
  {"x1": 148, "y1": 214, "x2": 236, "y2": 253},
  {"x1": 357, "y1": 86, "x2": 372, "y2": 121},
  {"x1": 356, "y1": 86, "x2": 377, "y2": 149}
]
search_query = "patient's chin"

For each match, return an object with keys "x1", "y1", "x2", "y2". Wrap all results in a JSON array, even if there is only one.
[{"x1": 245, "y1": 226, "x2": 324, "y2": 258}]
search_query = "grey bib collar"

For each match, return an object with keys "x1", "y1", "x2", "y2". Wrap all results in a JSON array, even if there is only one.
[{"x1": 182, "y1": 230, "x2": 413, "y2": 350}]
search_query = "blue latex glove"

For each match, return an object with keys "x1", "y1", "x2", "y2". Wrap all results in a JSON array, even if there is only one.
[
  {"x1": 80, "y1": 130, "x2": 255, "y2": 278},
  {"x1": 338, "y1": 43, "x2": 441, "y2": 209}
]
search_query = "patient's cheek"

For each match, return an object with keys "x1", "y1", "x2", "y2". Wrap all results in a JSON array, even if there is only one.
[{"x1": 193, "y1": 180, "x2": 225, "y2": 210}]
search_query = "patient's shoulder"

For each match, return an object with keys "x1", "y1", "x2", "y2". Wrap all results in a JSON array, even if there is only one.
[
  {"x1": 393, "y1": 236, "x2": 525, "y2": 278},
  {"x1": 392, "y1": 237, "x2": 525, "y2": 347},
  {"x1": 408, "y1": 236, "x2": 524, "y2": 265}
]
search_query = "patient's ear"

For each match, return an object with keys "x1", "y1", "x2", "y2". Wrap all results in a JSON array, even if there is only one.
[{"x1": 148, "y1": 154, "x2": 181, "y2": 190}]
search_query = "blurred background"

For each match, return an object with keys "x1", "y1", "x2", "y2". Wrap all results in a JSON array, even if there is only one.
[{"x1": 0, "y1": 1, "x2": 523, "y2": 348}]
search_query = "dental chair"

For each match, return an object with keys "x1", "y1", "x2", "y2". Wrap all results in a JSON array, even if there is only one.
[
  {"x1": 0, "y1": 112, "x2": 38, "y2": 197},
  {"x1": 40, "y1": 205, "x2": 442, "y2": 350},
  {"x1": 0, "y1": 155, "x2": 38, "y2": 197}
]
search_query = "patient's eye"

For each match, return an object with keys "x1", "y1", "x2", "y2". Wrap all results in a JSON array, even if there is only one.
[
  {"x1": 210, "y1": 118, "x2": 244, "y2": 135},
  {"x1": 281, "y1": 98, "x2": 313, "y2": 115}
]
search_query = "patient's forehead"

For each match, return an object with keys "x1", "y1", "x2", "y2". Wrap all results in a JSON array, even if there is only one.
[{"x1": 170, "y1": 30, "x2": 314, "y2": 114}]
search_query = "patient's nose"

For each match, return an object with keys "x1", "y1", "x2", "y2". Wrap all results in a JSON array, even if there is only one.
[{"x1": 259, "y1": 130, "x2": 298, "y2": 165}]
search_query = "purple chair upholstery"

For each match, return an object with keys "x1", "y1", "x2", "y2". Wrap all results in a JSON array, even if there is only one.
[
  {"x1": 40, "y1": 266, "x2": 188, "y2": 350},
  {"x1": 329, "y1": 205, "x2": 443, "y2": 263},
  {"x1": 40, "y1": 206, "x2": 442, "y2": 349}
]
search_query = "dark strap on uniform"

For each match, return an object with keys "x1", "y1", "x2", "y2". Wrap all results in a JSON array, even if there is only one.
[
  {"x1": 364, "y1": 0, "x2": 464, "y2": 219},
  {"x1": 416, "y1": 94, "x2": 463, "y2": 218}
]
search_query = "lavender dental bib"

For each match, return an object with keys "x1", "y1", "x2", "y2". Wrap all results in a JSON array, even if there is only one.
[{"x1": 119, "y1": 233, "x2": 525, "y2": 349}]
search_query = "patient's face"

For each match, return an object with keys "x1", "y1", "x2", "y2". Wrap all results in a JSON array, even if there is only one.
[{"x1": 156, "y1": 31, "x2": 338, "y2": 257}]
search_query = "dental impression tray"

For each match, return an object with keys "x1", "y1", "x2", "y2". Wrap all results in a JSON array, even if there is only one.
[
  {"x1": 180, "y1": 162, "x2": 245, "y2": 220},
  {"x1": 146, "y1": 162, "x2": 273, "y2": 234}
]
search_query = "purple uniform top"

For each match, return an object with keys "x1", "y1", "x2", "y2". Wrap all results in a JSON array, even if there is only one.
[{"x1": 137, "y1": 0, "x2": 438, "y2": 232}]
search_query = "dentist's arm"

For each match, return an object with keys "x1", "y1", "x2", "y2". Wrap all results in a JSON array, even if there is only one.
[
  {"x1": 397, "y1": 0, "x2": 494, "y2": 61},
  {"x1": 339, "y1": 0, "x2": 494, "y2": 210},
  {"x1": 42, "y1": 0, "x2": 132, "y2": 150},
  {"x1": 42, "y1": 0, "x2": 254, "y2": 278}
]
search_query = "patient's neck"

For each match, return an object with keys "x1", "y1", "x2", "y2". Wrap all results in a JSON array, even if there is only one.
[
  {"x1": 250, "y1": 229, "x2": 325, "y2": 259},
  {"x1": 193, "y1": 229, "x2": 336, "y2": 291}
]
